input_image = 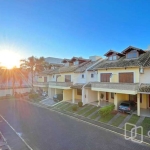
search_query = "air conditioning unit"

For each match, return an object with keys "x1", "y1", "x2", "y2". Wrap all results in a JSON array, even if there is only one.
[{"x1": 139, "y1": 66, "x2": 144, "y2": 74}]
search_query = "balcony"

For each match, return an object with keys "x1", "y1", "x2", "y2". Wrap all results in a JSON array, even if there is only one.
[
  {"x1": 33, "y1": 82, "x2": 49, "y2": 87},
  {"x1": 91, "y1": 82, "x2": 139, "y2": 94},
  {"x1": 49, "y1": 81, "x2": 73, "y2": 89}
]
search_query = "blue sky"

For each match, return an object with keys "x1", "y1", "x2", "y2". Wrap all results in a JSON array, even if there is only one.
[{"x1": 0, "y1": 0, "x2": 150, "y2": 59}]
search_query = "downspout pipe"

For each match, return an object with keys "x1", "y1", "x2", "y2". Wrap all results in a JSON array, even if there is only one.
[{"x1": 82, "y1": 82, "x2": 90, "y2": 105}]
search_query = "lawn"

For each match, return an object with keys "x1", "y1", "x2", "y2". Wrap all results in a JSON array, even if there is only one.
[
  {"x1": 65, "y1": 104, "x2": 78, "y2": 113},
  {"x1": 76, "y1": 105, "x2": 93, "y2": 115},
  {"x1": 90, "y1": 111, "x2": 100, "y2": 120},
  {"x1": 99, "y1": 113, "x2": 116, "y2": 123},
  {"x1": 53, "y1": 102, "x2": 68, "y2": 109},
  {"x1": 57, "y1": 102, "x2": 71, "y2": 110},
  {"x1": 138, "y1": 117, "x2": 150, "y2": 135},
  {"x1": 83, "y1": 106, "x2": 100, "y2": 117},
  {"x1": 111, "y1": 114, "x2": 127, "y2": 127},
  {"x1": 124, "y1": 114, "x2": 140, "y2": 131}
]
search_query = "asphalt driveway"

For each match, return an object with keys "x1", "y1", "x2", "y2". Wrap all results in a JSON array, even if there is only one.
[{"x1": 0, "y1": 99, "x2": 149, "y2": 150}]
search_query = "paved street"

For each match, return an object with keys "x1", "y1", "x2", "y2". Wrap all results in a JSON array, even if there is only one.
[{"x1": 0, "y1": 99, "x2": 149, "y2": 150}]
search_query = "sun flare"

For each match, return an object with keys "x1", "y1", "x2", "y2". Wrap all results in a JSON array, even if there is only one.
[{"x1": 0, "y1": 50, "x2": 21, "y2": 69}]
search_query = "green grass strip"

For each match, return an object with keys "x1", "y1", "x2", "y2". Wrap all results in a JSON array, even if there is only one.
[
  {"x1": 57, "y1": 103, "x2": 71, "y2": 110},
  {"x1": 137, "y1": 117, "x2": 150, "y2": 135},
  {"x1": 123, "y1": 114, "x2": 140, "y2": 130},
  {"x1": 99, "y1": 113, "x2": 116, "y2": 123},
  {"x1": 111, "y1": 114, "x2": 127, "y2": 127},
  {"x1": 76, "y1": 105, "x2": 92, "y2": 115},
  {"x1": 65, "y1": 104, "x2": 78, "y2": 113},
  {"x1": 90, "y1": 111, "x2": 101, "y2": 120},
  {"x1": 53, "y1": 102, "x2": 69, "y2": 109},
  {"x1": 83, "y1": 106, "x2": 100, "y2": 117}
]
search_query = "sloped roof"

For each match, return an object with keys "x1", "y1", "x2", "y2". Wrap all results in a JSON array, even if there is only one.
[
  {"x1": 88, "y1": 51, "x2": 150, "y2": 70},
  {"x1": 104, "y1": 50, "x2": 124, "y2": 57},
  {"x1": 48, "y1": 61, "x2": 89, "y2": 74},
  {"x1": 121, "y1": 46, "x2": 145, "y2": 54},
  {"x1": 74, "y1": 60, "x2": 99, "y2": 73},
  {"x1": 138, "y1": 83, "x2": 150, "y2": 93},
  {"x1": 38, "y1": 69, "x2": 54, "y2": 75}
]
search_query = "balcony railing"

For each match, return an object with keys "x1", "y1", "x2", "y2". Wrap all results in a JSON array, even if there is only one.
[
  {"x1": 91, "y1": 82, "x2": 139, "y2": 91},
  {"x1": 49, "y1": 81, "x2": 73, "y2": 87}
]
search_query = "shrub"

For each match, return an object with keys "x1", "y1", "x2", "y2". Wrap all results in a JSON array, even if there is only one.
[
  {"x1": 72, "y1": 105, "x2": 78, "y2": 111},
  {"x1": 99, "y1": 104, "x2": 115, "y2": 117},
  {"x1": 100, "y1": 93, "x2": 104, "y2": 99},
  {"x1": 78, "y1": 101, "x2": 83, "y2": 107}
]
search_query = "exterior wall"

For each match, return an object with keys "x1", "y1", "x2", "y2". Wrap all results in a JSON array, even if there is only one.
[
  {"x1": 85, "y1": 89, "x2": 97, "y2": 103},
  {"x1": 73, "y1": 73, "x2": 86, "y2": 84},
  {"x1": 55, "y1": 73, "x2": 74, "y2": 82},
  {"x1": 140, "y1": 94, "x2": 148, "y2": 109},
  {"x1": 108, "y1": 92, "x2": 114, "y2": 103},
  {"x1": 0, "y1": 88, "x2": 31, "y2": 97},
  {"x1": 36, "y1": 75, "x2": 52, "y2": 83},
  {"x1": 97, "y1": 67, "x2": 139, "y2": 83},
  {"x1": 63, "y1": 89, "x2": 72, "y2": 101},
  {"x1": 140, "y1": 68, "x2": 150, "y2": 83},
  {"x1": 56, "y1": 89, "x2": 63, "y2": 94},
  {"x1": 87, "y1": 71, "x2": 98, "y2": 82},
  {"x1": 74, "y1": 89, "x2": 82, "y2": 100},
  {"x1": 48, "y1": 88, "x2": 55, "y2": 98}
]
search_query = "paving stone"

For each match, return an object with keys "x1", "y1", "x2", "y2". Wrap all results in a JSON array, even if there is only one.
[
  {"x1": 107, "y1": 113, "x2": 120, "y2": 125},
  {"x1": 136, "y1": 116, "x2": 145, "y2": 126},
  {"x1": 118, "y1": 114, "x2": 132, "y2": 128}
]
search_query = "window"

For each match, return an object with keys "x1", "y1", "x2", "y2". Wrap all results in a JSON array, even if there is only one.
[
  {"x1": 77, "y1": 89, "x2": 82, "y2": 95},
  {"x1": 140, "y1": 94, "x2": 142, "y2": 103},
  {"x1": 119, "y1": 72, "x2": 133, "y2": 83},
  {"x1": 109, "y1": 55, "x2": 117, "y2": 61},
  {"x1": 100, "y1": 73, "x2": 111, "y2": 82},
  {"x1": 126, "y1": 50, "x2": 138, "y2": 59},
  {"x1": 82, "y1": 74, "x2": 84, "y2": 78},
  {"x1": 111, "y1": 93, "x2": 114, "y2": 99},
  {"x1": 65, "y1": 75, "x2": 71, "y2": 82},
  {"x1": 91, "y1": 74, "x2": 94, "y2": 78}
]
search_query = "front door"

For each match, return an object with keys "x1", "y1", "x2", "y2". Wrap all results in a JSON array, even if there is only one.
[{"x1": 106, "y1": 92, "x2": 109, "y2": 102}]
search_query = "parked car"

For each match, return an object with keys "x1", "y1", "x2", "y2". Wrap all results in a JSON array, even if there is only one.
[
  {"x1": 53, "y1": 94, "x2": 63, "y2": 101},
  {"x1": 42, "y1": 92, "x2": 47, "y2": 97},
  {"x1": 118, "y1": 101, "x2": 137, "y2": 114}
]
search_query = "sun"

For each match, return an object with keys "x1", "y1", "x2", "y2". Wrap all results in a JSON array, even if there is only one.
[{"x1": 0, "y1": 50, "x2": 21, "y2": 69}]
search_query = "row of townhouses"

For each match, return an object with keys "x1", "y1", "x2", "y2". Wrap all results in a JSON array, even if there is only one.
[{"x1": 33, "y1": 46, "x2": 150, "y2": 117}]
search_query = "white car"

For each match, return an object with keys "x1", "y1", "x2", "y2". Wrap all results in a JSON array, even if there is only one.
[{"x1": 42, "y1": 92, "x2": 47, "y2": 97}]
